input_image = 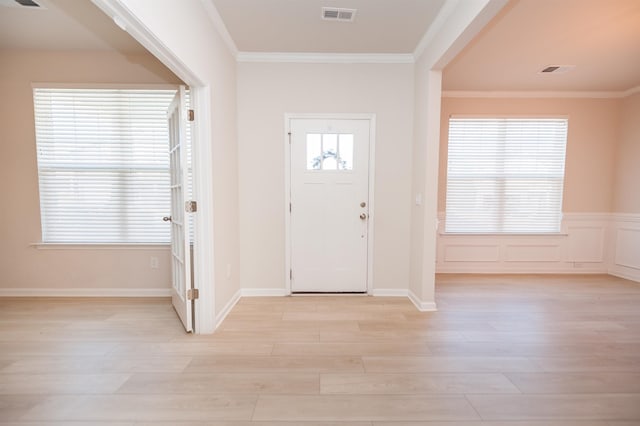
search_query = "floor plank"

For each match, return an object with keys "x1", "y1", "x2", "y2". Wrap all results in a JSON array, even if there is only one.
[
  {"x1": 252, "y1": 395, "x2": 480, "y2": 421},
  {"x1": 1, "y1": 274, "x2": 639, "y2": 423}
]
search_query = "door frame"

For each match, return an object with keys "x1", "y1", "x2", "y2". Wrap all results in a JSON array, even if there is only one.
[
  {"x1": 92, "y1": 0, "x2": 216, "y2": 333},
  {"x1": 284, "y1": 113, "x2": 376, "y2": 295}
]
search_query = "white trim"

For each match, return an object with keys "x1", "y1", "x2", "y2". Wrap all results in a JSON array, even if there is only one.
[
  {"x1": 609, "y1": 270, "x2": 640, "y2": 283},
  {"x1": 91, "y1": 0, "x2": 217, "y2": 334},
  {"x1": 0, "y1": 288, "x2": 171, "y2": 298},
  {"x1": 214, "y1": 289, "x2": 241, "y2": 329},
  {"x1": 30, "y1": 82, "x2": 181, "y2": 90},
  {"x1": 191, "y1": 86, "x2": 217, "y2": 334},
  {"x1": 199, "y1": 0, "x2": 238, "y2": 57},
  {"x1": 31, "y1": 243, "x2": 170, "y2": 250},
  {"x1": 408, "y1": 290, "x2": 438, "y2": 312},
  {"x1": 237, "y1": 52, "x2": 414, "y2": 64},
  {"x1": 371, "y1": 289, "x2": 408, "y2": 297},
  {"x1": 241, "y1": 288, "x2": 289, "y2": 297},
  {"x1": 284, "y1": 114, "x2": 376, "y2": 296},
  {"x1": 442, "y1": 90, "x2": 639, "y2": 99},
  {"x1": 611, "y1": 213, "x2": 640, "y2": 223}
]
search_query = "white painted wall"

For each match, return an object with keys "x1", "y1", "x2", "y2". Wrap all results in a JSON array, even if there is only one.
[{"x1": 236, "y1": 62, "x2": 414, "y2": 292}]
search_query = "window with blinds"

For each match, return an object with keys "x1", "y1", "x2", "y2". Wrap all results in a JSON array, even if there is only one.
[
  {"x1": 445, "y1": 117, "x2": 568, "y2": 234},
  {"x1": 33, "y1": 87, "x2": 179, "y2": 244}
]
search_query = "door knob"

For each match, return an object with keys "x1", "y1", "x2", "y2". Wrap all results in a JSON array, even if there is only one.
[
  {"x1": 163, "y1": 216, "x2": 172, "y2": 222},
  {"x1": 359, "y1": 213, "x2": 367, "y2": 220}
]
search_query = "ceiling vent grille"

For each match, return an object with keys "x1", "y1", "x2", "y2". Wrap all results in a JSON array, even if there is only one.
[
  {"x1": 14, "y1": 0, "x2": 40, "y2": 6},
  {"x1": 322, "y1": 7, "x2": 357, "y2": 22},
  {"x1": 539, "y1": 65, "x2": 575, "y2": 74}
]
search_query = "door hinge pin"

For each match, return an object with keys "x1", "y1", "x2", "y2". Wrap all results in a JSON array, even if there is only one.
[
  {"x1": 187, "y1": 109, "x2": 195, "y2": 122},
  {"x1": 187, "y1": 288, "x2": 199, "y2": 300}
]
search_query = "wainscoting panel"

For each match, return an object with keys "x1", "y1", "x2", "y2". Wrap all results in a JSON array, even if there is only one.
[
  {"x1": 505, "y1": 244, "x2": 562, "y2": 262},
  {"x1": 609, "y1": 214, "x2": 640, "y2": 282},
  {"x1": 444, "y1": 245, "x2": 500, "y2": 262},
  {"x1": 436, "y1": 213, "x2": 610, "y2": 274},
  {"x1": 567, "y1": 226, "x2": 606, "y2": 263}
]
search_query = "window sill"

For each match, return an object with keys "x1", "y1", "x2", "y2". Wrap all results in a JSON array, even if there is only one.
[
  {"x1": 439, "y1": 232, "x2": 569, "y2": 237},
  {"x1": 30, "y1": 243, "x2": 171, "y2": 250}
]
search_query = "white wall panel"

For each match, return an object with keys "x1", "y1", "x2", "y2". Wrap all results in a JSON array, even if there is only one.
[
  {"x1": 444, "y1": 245, "x2": 499, "y2": 262},
  {"x1": 567, "y1": 226, "x2": 606, "y2": 262},
  {"x1": 505, "y1": 245, "x2": 561, "y2": 262}
]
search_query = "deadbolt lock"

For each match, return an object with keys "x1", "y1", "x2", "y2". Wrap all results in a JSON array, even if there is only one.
[
  {"x1": 360, "y1": 202, "x2": 366, "y2": 207},
  {"x1": 360, "y1": 213, "x2": 367, "y2": 220}
]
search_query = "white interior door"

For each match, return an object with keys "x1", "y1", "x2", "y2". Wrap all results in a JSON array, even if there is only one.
[
  {"x1": 166, "y1": 86, "x2": 193, "y2": 332},
  {"x1": 290, "y1": 118, "x2": 371, "y2": 292}
]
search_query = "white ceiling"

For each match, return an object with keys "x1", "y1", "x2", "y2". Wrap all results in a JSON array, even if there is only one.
[
  {"x1": 443, "y1": 0, "x2": 640, "y2": 92},
  {"x1": 1, "y1": 0, "x2": 638, "y2": 92},
  {"x1": 0, "y1": 0, "x2": 145, "y2": 52},
  {"x1": 211, "y1": 0, "x2": 446, "y2": 54}
]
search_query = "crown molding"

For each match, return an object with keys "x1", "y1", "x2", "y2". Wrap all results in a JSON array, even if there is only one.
[
  {"x1": 236, "y1": 52, "x2": 415, "y2": 64},
  {"x1": 200, "y1": 0, "x2": 238, "y2": 57},
  {"x1": 442, "y1": 89, "x2": 640, "y2": 99}
]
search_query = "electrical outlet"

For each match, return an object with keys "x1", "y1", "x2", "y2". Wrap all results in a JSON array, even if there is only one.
[{"x1": 150, "y1": 256, "x2": 159, "y2": 269}]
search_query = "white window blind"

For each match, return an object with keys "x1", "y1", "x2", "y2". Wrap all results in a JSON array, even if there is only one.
[
  {"x1": 445, "y1": 117, "x2": 568, "y2": 234},
  {"x1": 33, "y1": 88, "x2": 178, "y2": 243}
]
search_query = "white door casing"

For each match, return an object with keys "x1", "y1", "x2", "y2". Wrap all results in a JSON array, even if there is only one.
[
  {"x1": 167, "y1": 85, "x2": 193, "y2": 332},
  {"x1": 289, "y1": 117, "x2": 373, "y2": 293}
]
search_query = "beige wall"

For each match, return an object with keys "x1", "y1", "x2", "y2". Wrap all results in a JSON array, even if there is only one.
[
  {"x1": 237, "y1": 62, "x2": 414, "y2": 291},
  {"x1": 613, "y1": 92, "x2": 640, "y2": 214},
  {"x1": 438, "y1": 97, "x2": 621, "y2": 213},
  {"x1": 0, "y1": 50, "x2": 181, "y2": 292}
]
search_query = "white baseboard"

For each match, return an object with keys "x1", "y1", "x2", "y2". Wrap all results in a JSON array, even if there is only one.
[
  {"x1": 0, "y1": 288, "x2": 171, "y2": 297},
  {"x1": 241, "y1": 288, "x2": 289, "y2": 297},
  {"x1": 408, "y1": 290, "x2": 438, "y2": 312},
  {"x1": 215, "y1": 289, "x2": 242, "y2": 329},
  {"x1": 371, "y1": 288, "x2": 409, "y2": 297},
  {"x1": 609, "y1": 268, "x2": 640, "y2": 283}
]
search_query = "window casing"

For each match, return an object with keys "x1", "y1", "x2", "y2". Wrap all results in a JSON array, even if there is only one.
[
  {"x1": 445, "y1": 117, "x2": 568, "y2": 234},
  {"x1": 33, "y1": 87, "x2": 179, "y2": 244}
]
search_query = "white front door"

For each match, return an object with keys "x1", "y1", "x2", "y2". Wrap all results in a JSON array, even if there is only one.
[
  {"x1": 167, "y1": 86, "x2": 193, "y2": 332},
  {"x1": 290, "y1": 118, "x2": 371, "y2": 293}
]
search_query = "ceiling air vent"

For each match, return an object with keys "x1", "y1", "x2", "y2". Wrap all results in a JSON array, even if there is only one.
[
  {"x1": 14, "y1": 0, "x2": 40, "y2": 6},
  {"x1": 322, "y1": 7, "x2": 357, "y2": 22},
  {"x1": 539, "y1": 65, "x2": 576, "y2": 74}
]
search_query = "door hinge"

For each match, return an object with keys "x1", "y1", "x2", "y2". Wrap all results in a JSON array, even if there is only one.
[
  {"x1": 185, "y1": 200, "x2": 197, "y2": 213},
  {"x1": 289, "y1": 202, "x2": 292, "y2": 213},
  {"x1": 290, "y1": 269, "x2": 292, "y2": 280},
  {"x1": 288, "y1": 132, "x2": 291, "y2": 144},
  {"x1": 187, "y1": 288, "x2": 199, "y2": 300},
  {"x1": 187, "y1": 109, "x2": 195, "y2": 122}
]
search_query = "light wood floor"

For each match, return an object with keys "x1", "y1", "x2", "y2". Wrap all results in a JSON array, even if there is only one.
[{"x1": 1, "y1": 274, "x2": 640, "y2": 425}]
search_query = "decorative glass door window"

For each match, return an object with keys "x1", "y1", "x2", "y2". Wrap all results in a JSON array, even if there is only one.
[{"x1": 306, "y1": 133, "x2": 354, "y2": 170}]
